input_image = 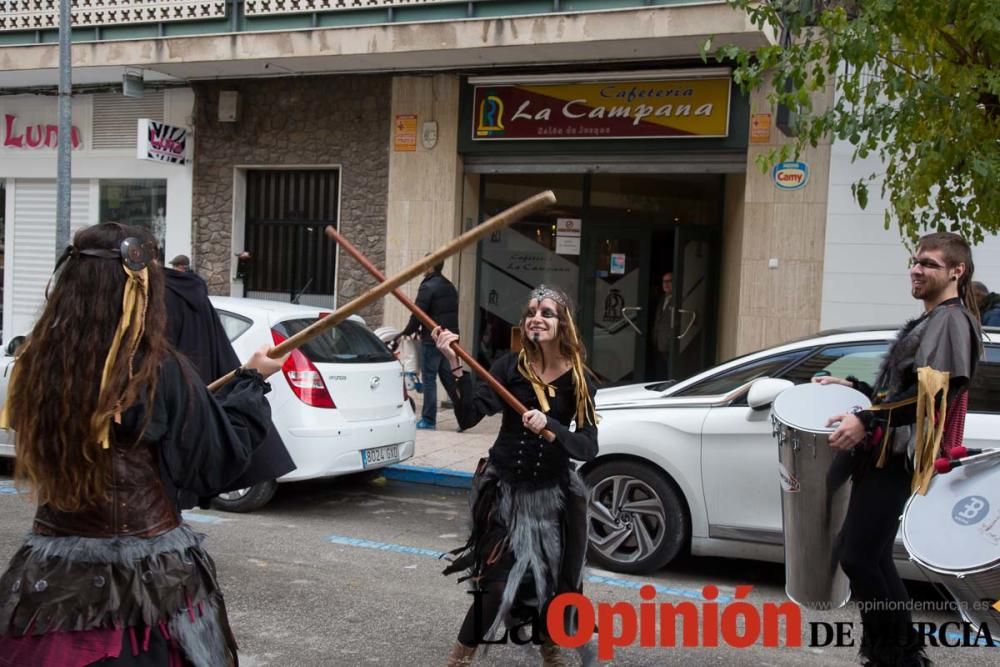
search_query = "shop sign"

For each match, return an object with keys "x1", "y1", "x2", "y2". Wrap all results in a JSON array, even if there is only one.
[
  {"x1": 394, "y1": 114, "x2": 417, "y2": 152},
  {"x1": 473, "y1": 77, "x2": 731, "y2": 140},
  {"x1": 137, "y1": 119, "x2": 187, "y2": 164},
  {"x1": 2, "y1": 113, "x2": 82, "y2": 150},
  {"x1": 773, "y1": 161, "x2": 809, "y2": 191}
]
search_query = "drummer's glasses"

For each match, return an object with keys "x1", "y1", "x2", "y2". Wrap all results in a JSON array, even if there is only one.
[{"x1": 908, "y1": 257, "x2": 948, "y2": 270}]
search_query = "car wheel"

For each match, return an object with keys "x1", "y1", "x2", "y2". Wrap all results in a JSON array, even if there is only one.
[
  {"x1": 584, "y1": 460, "x2": 689, "y2": 574},
  {"x1": 211, "y1": 480, "x2": 278, "y2": 513}
]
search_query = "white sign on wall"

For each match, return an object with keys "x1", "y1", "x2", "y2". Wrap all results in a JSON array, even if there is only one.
[{"x1": 137, "y1": 118, "x2": 187, "y2": 164}]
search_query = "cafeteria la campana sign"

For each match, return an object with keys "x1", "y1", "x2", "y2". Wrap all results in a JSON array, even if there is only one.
[{"x1": 473, "y1": 76, "x2": 731, "y2": 140}]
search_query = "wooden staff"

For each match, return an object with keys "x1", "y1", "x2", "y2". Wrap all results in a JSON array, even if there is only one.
[
  {"x1": 325, "y1": 225, "x2": 554, "y2": 440},
  {"x1": 207, "y1": 190, "x2": 557, "y2": 392}
]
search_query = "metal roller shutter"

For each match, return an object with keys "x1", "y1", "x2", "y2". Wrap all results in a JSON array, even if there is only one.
[{"x1": 8, "y1": 179, "x2": 90, "y2": 338}]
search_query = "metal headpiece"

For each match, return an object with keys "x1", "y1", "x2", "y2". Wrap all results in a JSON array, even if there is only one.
[{"x1": 529, "y1": 284, "x2": 566, "y2": 307}]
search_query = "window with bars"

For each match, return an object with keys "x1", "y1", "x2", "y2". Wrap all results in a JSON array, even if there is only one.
[{"x1": 243, "y1": 170, "x2": 339, "y2": 303}]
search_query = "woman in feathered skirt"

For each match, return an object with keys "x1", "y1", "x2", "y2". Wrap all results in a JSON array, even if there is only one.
[
  {"x1": 433, "y1": 285, "x2": 598, "y2": 667},
  {"x1": 0, "y1": 223, "x2": 285, "y2": 666}
]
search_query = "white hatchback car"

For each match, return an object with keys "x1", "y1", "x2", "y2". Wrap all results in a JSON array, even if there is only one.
[
  {"x1": 0, "y1": 297, "x2": 417, "y2": 512},
  {"x1": 584, "y1": 326, "x2": 1000, "y2": 575}
]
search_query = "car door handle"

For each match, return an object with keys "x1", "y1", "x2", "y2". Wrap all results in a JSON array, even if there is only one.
[{"x1": 621, "y1": 306, "x2": 643, "y2": 335}]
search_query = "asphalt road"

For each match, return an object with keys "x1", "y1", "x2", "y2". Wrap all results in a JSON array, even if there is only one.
[{"x1": 0, "y1": 468, "x2": 996, "y2": 666}]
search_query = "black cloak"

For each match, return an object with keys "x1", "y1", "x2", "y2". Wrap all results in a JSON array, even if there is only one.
[{"x1": 163, "y1": 269, "x2": 296, "y2": 500}]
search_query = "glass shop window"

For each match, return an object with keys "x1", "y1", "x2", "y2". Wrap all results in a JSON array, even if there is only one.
[{"x1": 99, "y1": 180, "x2": 167, "y2": 255}]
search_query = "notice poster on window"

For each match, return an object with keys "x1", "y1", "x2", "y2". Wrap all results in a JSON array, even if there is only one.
[
  {"x1": 610, "y1": 253, "x2": 626, "y2": 274},
  {"x1": 555, "y1": 217, "x2": 582, "y2": 255}
]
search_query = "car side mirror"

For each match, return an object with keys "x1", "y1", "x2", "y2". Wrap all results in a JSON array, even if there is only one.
[
  {"x1": 747, "y1": 378, "x2": 794, "y2": 411},
  {"x1": 5, "y1": 336, "x2": 25, "y2": 357}
]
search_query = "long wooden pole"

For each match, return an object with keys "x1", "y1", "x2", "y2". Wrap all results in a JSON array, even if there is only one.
[
  {"x1": 207, "y1": 190, "x2": 557, "y2": 391},
  {"x1": 324, "y1": 225, "x2": 554, "y2": 440}
]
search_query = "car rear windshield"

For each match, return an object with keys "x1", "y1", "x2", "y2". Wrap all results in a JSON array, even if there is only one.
[{"x1": 273, "y1": 318, "x2": 395, "y2": 364}]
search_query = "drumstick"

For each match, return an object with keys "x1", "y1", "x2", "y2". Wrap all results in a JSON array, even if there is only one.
[
  {"x1": 947, "y1": 446, "x2": 986, "y2": 459},
  {"x1": 207, "y1": 191, "x2": 557, "y2": 391},
  {"x1": 324, "y1": 225, "x2": 555, "y2": 441},
  {"x1": 933, "y1": 448, "x2": 1000, "y2": 474}
]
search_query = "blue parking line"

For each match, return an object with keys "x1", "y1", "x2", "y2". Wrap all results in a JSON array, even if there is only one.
[
  {"x1": 325, "y1": 533, "x2": 722, "y2": 602},
  {"x1": 182, "y1": 511, "x2": 225, "y2": 524},
  {"x1": 327, "y1": 534, "x2": 447, "y2": 558},
  {"x1": 586, "y1": 574, "x2": 730, "y2": 603},
  {"x1": 0, "y1": 480, "x2": 24, "y2": 495}
]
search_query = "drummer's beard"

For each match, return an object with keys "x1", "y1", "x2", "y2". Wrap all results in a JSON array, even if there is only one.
[{"x1": 910, "y1": 272, "x2": 948, "y2": 303}]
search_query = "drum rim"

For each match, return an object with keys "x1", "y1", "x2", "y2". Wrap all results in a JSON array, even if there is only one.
[
  {"x1": 902, "y1": 492, "x2": 1000, "y2": 574},
  {"x1": 771, "y1": 384, "x2": 871, "y2": 433}
]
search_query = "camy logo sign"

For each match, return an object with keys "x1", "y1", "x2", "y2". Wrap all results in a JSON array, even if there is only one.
[{"x1": 772, "y1": 161, "x2": 809, "y2": 191}]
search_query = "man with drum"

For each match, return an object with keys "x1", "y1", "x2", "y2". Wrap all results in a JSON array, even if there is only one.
[{"x1": 814, "y1": 232, "x2": 982, "y2": 666}]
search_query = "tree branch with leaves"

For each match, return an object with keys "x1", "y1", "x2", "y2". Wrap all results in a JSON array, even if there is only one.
[{"x1": 704, "y1": 0, "x2": 999, "y2": 243}]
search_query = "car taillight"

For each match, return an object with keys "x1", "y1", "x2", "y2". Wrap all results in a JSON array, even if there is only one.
[{"x1": 271, "y1": 329, "x2": 336, "y2": 409}]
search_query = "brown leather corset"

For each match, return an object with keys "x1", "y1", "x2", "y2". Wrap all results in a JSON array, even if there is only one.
[{"x1": 33, "y1": 442, "x2": 181, "y2": 538}]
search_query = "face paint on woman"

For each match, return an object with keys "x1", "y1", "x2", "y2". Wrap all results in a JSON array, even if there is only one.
[{"x1": 525, "y1": 298, "x2": 560, "y2": 344}]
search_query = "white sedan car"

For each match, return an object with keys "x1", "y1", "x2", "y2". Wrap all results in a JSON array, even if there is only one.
[
  {"x1": 0, "y1": 297, "x2": 417, "y2": 512},
  {"x1": 584, "y1": 326, "x2": 1000, "y2": 574}
]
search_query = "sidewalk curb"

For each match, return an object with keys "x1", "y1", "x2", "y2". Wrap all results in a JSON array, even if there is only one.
[{"x1": 383, "y1": 464, "x2": 473, "y2": 489}]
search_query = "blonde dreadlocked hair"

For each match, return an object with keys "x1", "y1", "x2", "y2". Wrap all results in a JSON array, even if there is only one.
[{"x1": 516, "y1": 285, "x2": 597, "y2": 427}]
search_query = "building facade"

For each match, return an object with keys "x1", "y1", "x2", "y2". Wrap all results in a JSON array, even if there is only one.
[
  {"x1": 0, "y1": 88, "x2": 194, "y2": 340},
  {"x1": 2, "y1": 1, "x2": 993, "y2": 383}
]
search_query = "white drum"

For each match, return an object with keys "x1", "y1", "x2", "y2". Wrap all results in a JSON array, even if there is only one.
[
  {"x1": 902, "y1": 459, "x2": 1000, "y2": 636},
  {"x1": 771, "y1": 382, "x2": 871, "y2": 609}
]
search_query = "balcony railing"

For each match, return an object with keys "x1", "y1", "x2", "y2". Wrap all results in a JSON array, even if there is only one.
[{"x1": 0, "y1": 0, "x2": 721, "y2": 39}]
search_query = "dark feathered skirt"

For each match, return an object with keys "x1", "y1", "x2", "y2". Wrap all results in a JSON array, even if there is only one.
[{"x1": 0, "y1": 524, "x2": 236, "y2": 667}]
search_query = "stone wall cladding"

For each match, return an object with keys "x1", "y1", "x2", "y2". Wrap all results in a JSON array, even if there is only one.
[{"x1": 191, "y1": 75, "x2": 391, "y2": 322}]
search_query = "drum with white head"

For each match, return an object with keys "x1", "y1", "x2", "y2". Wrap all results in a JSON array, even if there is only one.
[
  {"x1": 771, "y1": 382, "x2": 870, "y2": 609},
  {"x1": 902, "y1": 459, "x2": 1000, "y2": 636}
]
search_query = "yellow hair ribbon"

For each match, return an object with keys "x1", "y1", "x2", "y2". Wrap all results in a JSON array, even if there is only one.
[{"x1": 92, "y1": 265, "x2": 149, "y2": 449}]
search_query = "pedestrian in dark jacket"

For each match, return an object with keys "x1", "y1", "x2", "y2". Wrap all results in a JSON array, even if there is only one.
[
  {"x1": 972, "y1": 281, "x2": 1000, "y2": 326},
  {"x1": 401, "y1": 260, "x2": 459, "y2": 429},
  {"x1": 164, "y1": 264, "x2": 296, "y2": 506}
]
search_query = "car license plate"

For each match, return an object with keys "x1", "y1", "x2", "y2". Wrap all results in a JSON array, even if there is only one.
[{"x1": 361, "y1": 444, "x2": 399, "y2": 468}]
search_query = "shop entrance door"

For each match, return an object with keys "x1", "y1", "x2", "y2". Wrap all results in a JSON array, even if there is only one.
[
  {"x1": 581, "y1": 223, "x2": 716, "y2": 385},
  {"x1": 580, "y1": 223, "x2": 651, "y2": 385},
  {"x1": 669, "y1": 226, "x2": 716, "y2": 383}
]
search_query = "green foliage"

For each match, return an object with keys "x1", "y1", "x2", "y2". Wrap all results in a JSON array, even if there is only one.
[{"x1": 703, "y1": 0, "x2": 1000, "y2": 244}]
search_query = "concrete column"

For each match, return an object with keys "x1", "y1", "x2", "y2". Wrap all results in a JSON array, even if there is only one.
[{"x1": 384, "y1": 74, "x2": 463, "y2": 330}]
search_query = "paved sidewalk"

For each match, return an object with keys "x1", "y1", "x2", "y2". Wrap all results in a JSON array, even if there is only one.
[{"x1": 383, "y1": 391, "x2": 497, "y2": 488}]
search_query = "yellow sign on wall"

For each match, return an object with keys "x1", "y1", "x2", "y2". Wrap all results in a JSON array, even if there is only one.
[
  {"x1": 393, "y1": 114, "x2": 417, "y2": 151},
  {"x1": 473, "y1": 77, "x2": 731, "y2": 140}
]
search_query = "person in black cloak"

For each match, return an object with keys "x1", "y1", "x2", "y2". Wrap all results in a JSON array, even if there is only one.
[
  {"x1": 433, "y1": 285, "x2": 598, "y2": 667},
  {"x1": 163, "y1": 259, "x2": 296, "y2": 508}
]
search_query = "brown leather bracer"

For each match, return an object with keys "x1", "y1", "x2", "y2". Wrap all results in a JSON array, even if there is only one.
[{"x1": 33, "y1": 442, "x2": 181, "y2": 538}]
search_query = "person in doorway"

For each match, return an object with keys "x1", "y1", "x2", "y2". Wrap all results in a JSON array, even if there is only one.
[
  {"x1": 401, "y1": 258, "x2": 460, "y2": 430},
  {"x1": 652, "y1": 271, "x2": 673, "y2": 379},
  {"x1": 164, "y1": 256, "x2": 296, "y2": 508},
  {"x1": 972, "y1": 281, "x2": 1000, "y2": 326},
  {"x1": 433, "y1": 285, "x2": 599, "y2": 667},
  {"x1": 0, "y1": 222, "x2": 286, "y2": 666},
  {"x1": 814, "y1": 232, "x2": 981, "y2": 666}
]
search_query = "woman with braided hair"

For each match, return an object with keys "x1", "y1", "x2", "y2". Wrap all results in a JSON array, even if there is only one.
[{"x1": 433, "y1": 285, "x2": 598, "y2": 667}]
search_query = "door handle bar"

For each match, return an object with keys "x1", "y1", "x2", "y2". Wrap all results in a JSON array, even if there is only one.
[
  {"x1": 676, "y1": 309, "x2": 697, "y2": 339},
  {"x1": 620, "y1": 306, "x2": 643, "y2": 335}
]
